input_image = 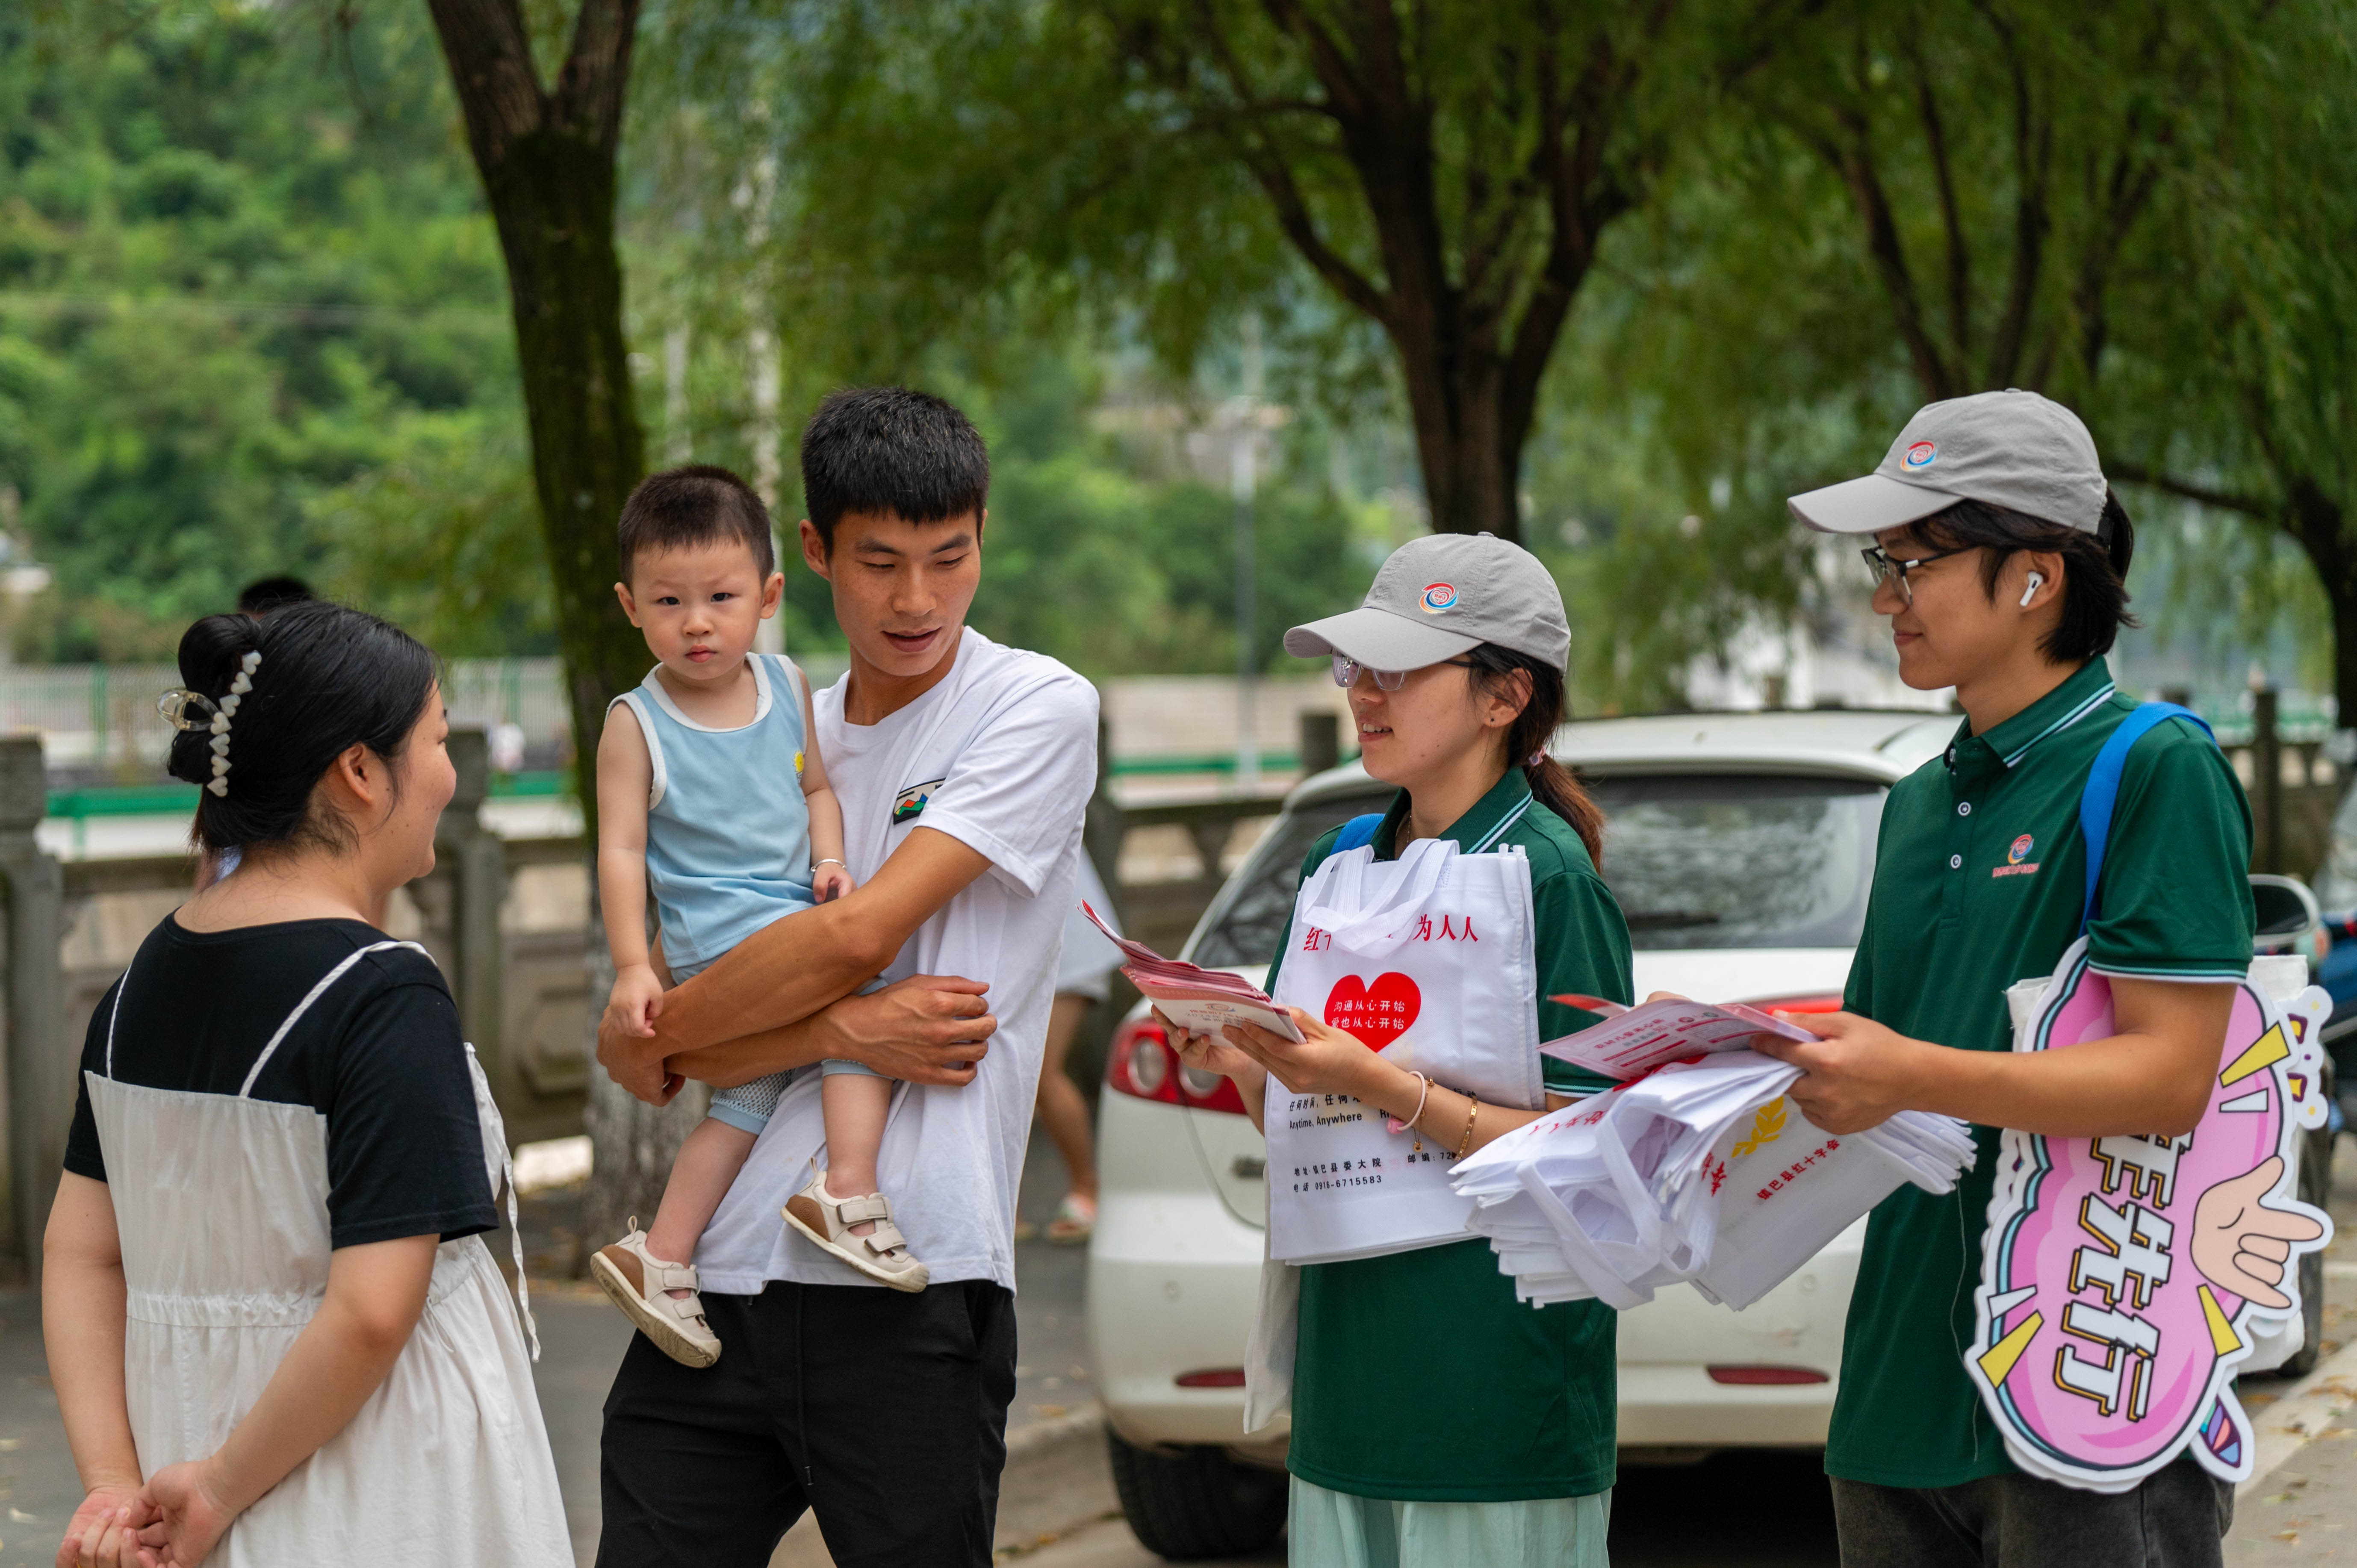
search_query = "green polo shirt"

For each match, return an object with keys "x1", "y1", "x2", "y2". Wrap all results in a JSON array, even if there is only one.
[
  {"x1": 1829, "y1": 656, "x2": 2254, "y2": 1488},
  {"x1": 1265, "y1": 767, "x2": 1635, "y2": 1502}
]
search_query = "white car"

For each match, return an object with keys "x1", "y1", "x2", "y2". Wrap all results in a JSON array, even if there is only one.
[{"x1": 1086, "y1": 707, "x2": 2330, "y2": 1560}]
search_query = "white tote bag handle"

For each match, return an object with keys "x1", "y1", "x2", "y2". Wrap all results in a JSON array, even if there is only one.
[
  {"x1": 1301, "y1": 837, "x2": 1457, "y2": 955},
  {"x1": 1516, "y1": 1165, "x2": 1654, "y2": 1312}
]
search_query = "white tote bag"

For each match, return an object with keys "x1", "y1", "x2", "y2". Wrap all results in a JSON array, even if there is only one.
[{"x1": 1262, "y1": 836, "x2": 1544, "y2": 1265}]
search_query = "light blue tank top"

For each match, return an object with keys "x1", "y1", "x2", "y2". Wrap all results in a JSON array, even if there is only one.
[{"x1": 610, "y1": 654, "x2": 816, "y2": 972}]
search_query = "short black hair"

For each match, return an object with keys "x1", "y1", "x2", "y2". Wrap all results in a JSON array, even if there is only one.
[
  {"x1": 237, "y1": 575, "x2": 313, "y2": 615},
  {"x1": 1915, "y1": 488, "x2": 2139, "y2": 663},
  {"x1": 799, "y1": 386, "x2": 989, "y2": 551},
  {"x1": 617, "y1": 465, "x2": 775, "y2": 581}
]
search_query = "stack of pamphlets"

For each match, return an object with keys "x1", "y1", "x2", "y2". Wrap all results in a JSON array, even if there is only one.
[
  {"x1": 1079, "y1": 904, "x2": 1304, "y2": 1042},
  {"x1": 1451, "y1": 1000, "x2": 1976, "y2": 1310}
]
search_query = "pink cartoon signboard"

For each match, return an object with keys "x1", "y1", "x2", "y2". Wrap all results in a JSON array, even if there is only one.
[{"x1": 1967, "y1": 936, "x2": 2333, "y2": 1492}]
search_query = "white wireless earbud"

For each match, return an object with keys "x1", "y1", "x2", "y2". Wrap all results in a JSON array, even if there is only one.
[{"x1": 2019, "y1": 572, "x2": 2045, "y2": 608}]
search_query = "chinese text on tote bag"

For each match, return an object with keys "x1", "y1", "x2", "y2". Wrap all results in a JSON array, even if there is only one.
[{"x1": 1263, "y1": 835, "x2": 1544, "y2": 1265}]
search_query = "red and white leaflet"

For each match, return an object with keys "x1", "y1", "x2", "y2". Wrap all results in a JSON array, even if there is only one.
[
  {"x1": 1540, "y1": 996, "x2": 1821, "y2": 1082},
  {"x1": 1079, "y1": 903, "x2": 1305, "y2": 1042}
]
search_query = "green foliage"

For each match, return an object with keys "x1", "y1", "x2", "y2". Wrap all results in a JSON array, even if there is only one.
[{"x1": 0, "y1": 3, "x2": 533, "y2": 659}]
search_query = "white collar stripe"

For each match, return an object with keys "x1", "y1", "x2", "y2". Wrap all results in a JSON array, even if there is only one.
[
  {"x1": 2001, "y1": 681, "x2": 2118, "y2": 768},
  {"x1": 1469, "y1": 794, "x2": 1534, "y2": 853}
]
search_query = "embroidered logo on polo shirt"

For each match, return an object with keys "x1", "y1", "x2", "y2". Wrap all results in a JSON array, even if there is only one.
[
  {"x1": 891, "y1": 778, "x2": 946, "y2": 825},
  {"x1": 1421, "y1": 582, "x2": 1458, "y2": 612},
  {"x1": 1994, "y1": 832, "x2": 2040, "y2": 878},
  {"x1": 1903, "y1": 440, "x2": 1938, "y2": 470}
]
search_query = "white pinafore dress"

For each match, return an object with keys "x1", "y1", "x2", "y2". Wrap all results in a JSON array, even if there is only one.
[{"x1": 83, "y1": 940, "x2": 571, "y2": 1568}]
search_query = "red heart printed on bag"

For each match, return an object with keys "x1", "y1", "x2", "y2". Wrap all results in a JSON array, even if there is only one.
[{"x1": 1324, "y1": 973, "x2": 1422, "y2": 1049}]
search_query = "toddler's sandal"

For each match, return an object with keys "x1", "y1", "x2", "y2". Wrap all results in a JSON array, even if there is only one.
[
  {"x1": 782, "y1": 1171, "x2": 931, "y2": 1292},
  {"x1": 591, "y1": 1220, "x2": 723, "y2": 1368}
]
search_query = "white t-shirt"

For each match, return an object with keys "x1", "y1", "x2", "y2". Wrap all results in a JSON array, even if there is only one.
[
  {"x1": 1053, "y1": 854, "x2": 1124, "y2": 1001},
  {"x1": 696, "y1": 628, "x2": 1099, "y2": 1294}
]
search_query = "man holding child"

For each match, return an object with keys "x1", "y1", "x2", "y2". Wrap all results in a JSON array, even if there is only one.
[{"x1": 592, "y1": 387, "x2": 1098, "y2": 1567}]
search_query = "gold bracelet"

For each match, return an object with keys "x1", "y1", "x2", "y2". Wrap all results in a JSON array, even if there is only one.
[{"x1": 1454, "y1": 1094, "x2": 1481, "y2": 1159}]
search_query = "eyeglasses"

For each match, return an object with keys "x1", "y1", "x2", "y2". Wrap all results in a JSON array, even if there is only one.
[
  {"x1": 1860, "y1": 544, "x2": 1971, "y2": 604},
  {"x1": 1330, "y1": 655, "x2": 1475, "y2": 691}
]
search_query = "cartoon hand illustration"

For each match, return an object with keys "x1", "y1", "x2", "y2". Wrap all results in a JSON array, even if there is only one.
[{"x1": 2189, "y1": 1156, "x2": 2325, "y2": 1309}]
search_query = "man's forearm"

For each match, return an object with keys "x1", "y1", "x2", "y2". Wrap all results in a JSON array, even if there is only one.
[
  {"x1": 667, "y1": 1014, "x2": 833, "y2": 1088},
  {"x1": 646, "y1": 900, "x2": 882, "y2": 1058},
  {"x1": 642, "y1": 827, "x2": 995, "y2": 1060}
]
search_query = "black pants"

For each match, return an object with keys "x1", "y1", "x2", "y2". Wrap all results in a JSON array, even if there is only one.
[
  {"x1": 1832, "y1": 1458, "x2": 2234, "y2": 1568},
  {"x1": 596, "y1": 1279, "x2": 1017, "y2": 1568}
]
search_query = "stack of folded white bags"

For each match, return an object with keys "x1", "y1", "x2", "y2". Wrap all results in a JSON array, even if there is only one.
[{"x1": 1451, "y1": 1045, "x2": 1978, "y2": 1311}]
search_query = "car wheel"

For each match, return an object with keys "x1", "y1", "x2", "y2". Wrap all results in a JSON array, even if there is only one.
[{"x1": 1106, "y1": 1429, "x2": 1288, "y2": 1560}]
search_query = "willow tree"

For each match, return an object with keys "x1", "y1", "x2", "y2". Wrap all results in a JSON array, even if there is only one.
[{"x1": 673, "y1": 1, "x2": 1800, "y2": 544}]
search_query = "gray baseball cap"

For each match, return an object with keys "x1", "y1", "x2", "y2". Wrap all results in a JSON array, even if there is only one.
[
  {"x1": 1788, "y1": 389, "x2": 2108, "y2": 536},
  {"x1": 1284, "y1": 532, "x2": 1570, "y2": 673}
]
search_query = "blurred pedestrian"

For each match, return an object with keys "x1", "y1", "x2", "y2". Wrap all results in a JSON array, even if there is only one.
[
  {"x1": 45, "y1": 602, "x2": 566, "y2": 1568},
  {"x1": 1017, "y1": 853, "x2": 1121, "y2": 1244},
  {"x1": 235, "y1": 575, "x2": 313, "y2": 615}
]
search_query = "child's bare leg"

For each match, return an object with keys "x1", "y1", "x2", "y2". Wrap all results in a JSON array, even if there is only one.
[
  {"x1": 645, "y1": 1118, "x2": 759, "y2": 1294},
  {"x1": 821, "y1": 1072, "x2": 894, "y2": 1237}
]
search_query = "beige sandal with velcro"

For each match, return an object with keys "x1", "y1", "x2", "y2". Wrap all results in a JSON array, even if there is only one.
[
  {"x1": 782, "y1": 1170, "x2": 930, "y2": 1292},
  {"x1": 591, "y1": 1220, "x2": 723, "y2": 1367}
]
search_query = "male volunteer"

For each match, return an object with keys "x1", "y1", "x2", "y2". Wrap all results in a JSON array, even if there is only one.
[
  {"x1": 592, "y1": 387, "x2": 1098, "y2": 1568},
  {"x1": 1758, "y1": 392, "x2": 2256, "y2": 1565}
]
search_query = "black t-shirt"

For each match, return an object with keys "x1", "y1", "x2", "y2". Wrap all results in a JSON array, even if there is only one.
[{"x1": 64, "y1": 917, "x2": 496, "y2": 1249}]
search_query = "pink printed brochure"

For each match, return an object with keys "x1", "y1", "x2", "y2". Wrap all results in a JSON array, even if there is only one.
[
  {"x1": 1540, "y1": 994, "x2": 1823, "y2": 1082},
  {"x1": 1079, "y1": 903, "x2": 1305, "y2": 1043}
]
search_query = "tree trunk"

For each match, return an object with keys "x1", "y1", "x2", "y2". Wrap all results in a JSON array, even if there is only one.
[
  {"x1": 483, "y1": 134, "x2": 650, "y2": 816},
  {"x1": 1394, "y1": 333, "x2": 1522, "y2": 537},
  {"x1": 428, "y1": 0, "x2": 648, "y2": 822},
  {"x1": 2282, "y1": 477, "x2": 2357, "y2": 727},
  {"x1": 428, "y1": 1, "x2": 699, "y2": 1247}
]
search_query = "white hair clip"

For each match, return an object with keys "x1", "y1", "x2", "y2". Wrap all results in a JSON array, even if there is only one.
[{"x1": 162, "y1": 650, "x2": 262, "y2": 797}]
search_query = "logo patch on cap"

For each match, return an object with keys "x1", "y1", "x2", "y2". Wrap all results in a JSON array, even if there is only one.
[
  {"x1": 1421, "y1": 583, "x2": 1457, "y2": 613},
  {"x1": 1903, "y1": 441, "x2": 1938, "y2": 471}
]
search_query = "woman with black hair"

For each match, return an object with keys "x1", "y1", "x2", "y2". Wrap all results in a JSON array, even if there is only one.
[
  {"x1": 41, "y1": 601, "x2": 567, "y2": 1568},
  {"x1": 1168, "y1": 533, "x2": 1631, "y2": 1567}
]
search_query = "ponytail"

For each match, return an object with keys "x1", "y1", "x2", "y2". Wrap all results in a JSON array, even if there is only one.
[{"x1": 1462, "y1": 643, "x2": 1605, "y2": 866}]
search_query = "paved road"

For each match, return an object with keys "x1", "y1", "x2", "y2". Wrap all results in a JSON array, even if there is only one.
[
  {"x1": 5, "y1": 1130, "x2": 2356, "y2": 1568},
  {"x1": 0, "y1": 1130, "x2": 1101, "y2": 1568}
]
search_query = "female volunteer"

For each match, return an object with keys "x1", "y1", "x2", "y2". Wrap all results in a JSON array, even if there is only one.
[
  {"x1": 1170, "y1": 533, "x2": 1633, "y2": 1567},
  {"x1": 44, "y1": 602, "x2": 566, "y2": 1568}
]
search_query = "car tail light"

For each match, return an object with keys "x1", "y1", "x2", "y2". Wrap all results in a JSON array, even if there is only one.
[
  {"x1": 1745, "y1": 992, "x2": 1845, "y2": 1015},
  {"x1": 1706, "y1": 1365, "x2": 1829, "y2": 1385},
  {"x1": 1108, "y1": 1017, "x2": 1178, "y2": 1103},
  {"x1": 1105, "y1": 1016, "x2": 1253, "y2": 1115},
  {"x1": 1174, "y1": 1368, "x2": 1248, "y2": 1388}
]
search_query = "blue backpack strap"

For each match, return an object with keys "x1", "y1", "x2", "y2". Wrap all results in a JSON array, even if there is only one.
[
  {"x1": 1330, "y1": 813, "x2": 1384, "y2": 857},
  {"x1": 2080, "y1": 702, "x2": 2214, "y2": 932}
]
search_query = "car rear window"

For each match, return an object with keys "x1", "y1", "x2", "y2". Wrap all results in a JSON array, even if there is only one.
[
  {"x1": 1586, "y1": 773, "x2": 1883, "y2": 950},
  {"x1": 1186, "y1": 771, "x2": 1884, "y2": 966}
]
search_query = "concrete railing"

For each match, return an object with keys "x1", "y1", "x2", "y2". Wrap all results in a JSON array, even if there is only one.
[
  {"x1": 0, "y1": 730, "x2": 594, "y2": 1277},
  {"x1": 0, "y1": 716, "x2": 1339, "y2": 1275}
]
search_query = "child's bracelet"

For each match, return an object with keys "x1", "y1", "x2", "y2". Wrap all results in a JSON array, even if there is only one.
[{"x1": 815, "y1": 858, "x2": 846, "y2": 868}]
